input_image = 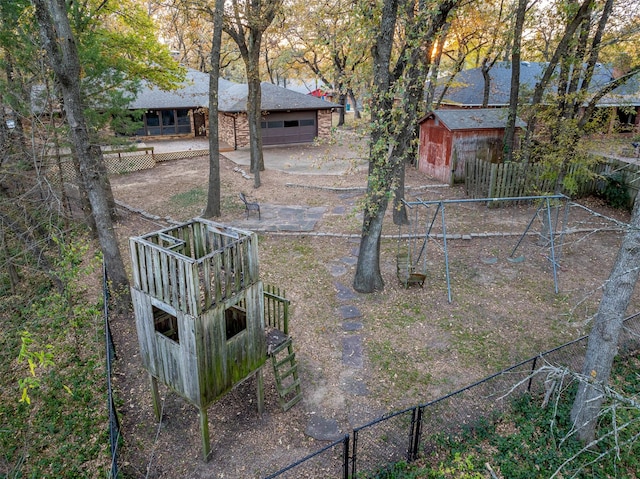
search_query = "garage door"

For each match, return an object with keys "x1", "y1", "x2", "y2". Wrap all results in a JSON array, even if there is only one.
[{"x1": 260, "y1": 111, "x2": 317, "y2": 145}]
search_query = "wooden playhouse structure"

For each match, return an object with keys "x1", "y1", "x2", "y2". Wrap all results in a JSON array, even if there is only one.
[{"x1": 129, "y1": 218, "x2": 301, "y2": 459}]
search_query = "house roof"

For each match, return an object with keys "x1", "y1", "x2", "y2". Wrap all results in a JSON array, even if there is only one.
[
  {"x1": 129, "y1": 69, "x2": 340, "y2": 112},
  {"x1": 419, "y1": 108, "x2": 526, "y2": 130},
  {"x1": 128, "y1": 69, "x2": 233, "y2": 110},
  {"x1": 218, "y1": 82, "x2": 341, "y2": 112},
  {"x1": 435, "y1": 61, "x2": 640, "y2": 107}
]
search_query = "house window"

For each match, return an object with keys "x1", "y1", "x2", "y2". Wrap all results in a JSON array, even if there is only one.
[
  {"x1": 225, "y1": 306, "x2": 247, "y2": 341},
  {"x1": 176, "y1": 109, "x2": 191, "y2": 133},
  {"x1": 136, "y1": 109, "x2": 192, "y2": 136},
  {"x1": 299, "y1": 119, "x2": 315, "y2": 126},
  {"x1": 267, "y1": 120, "x2": 284, "y2": 128},
  {"x1": 153, "y1": 305, "x2": 179, "y2": 343},
  {"x1": 284, "y1": 120, "x2": 299, "y2": 128}
]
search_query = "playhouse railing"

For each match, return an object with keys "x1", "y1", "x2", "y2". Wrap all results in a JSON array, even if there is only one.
[
  {"x1": 263, "y1": 284, "x2": 289, "y2": 334},
  {"x1": 129, "y1": 219, "x2": 259, "y2": 316}
]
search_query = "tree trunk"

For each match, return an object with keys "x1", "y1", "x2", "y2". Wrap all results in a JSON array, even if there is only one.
[
  {"x1": 352, "y1": 0, "x2": 398, "y2": 293},
  {"x1": 354, "y1": 0, "x2": 458, "y2": 293},
  {"x1": 481, "y1": 57, "x2": 491, "y2": 108},
  {"x1": 348, "y1": 88, "x2": 360, "y2": 120},
  {"x1": 33, "y1": 0, "x2": 129, "y2": 297},
  {"x1": 353, "y1": 194, "x2": 388, "y2": 292},
  {"x1": 203, "y1": 0, "x2": 225, "y2": 218},
  {"x1": 571, "y1": 197, "x2": 640, "y2": 443},
  {"x1": 503, "y1": 0, "x2": 526, "y2": 163},
  {"x1": 246, "y1": 42, "x2": 264, "y2": 188}
]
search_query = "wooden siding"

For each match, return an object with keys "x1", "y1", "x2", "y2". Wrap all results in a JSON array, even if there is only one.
[
  {"x1": 132, "y1": 290, "x2": 201, "y2": 403},
  {"x1": 196, "y1": 283, "x2": 266, "y2": 407},
  {"x1": 418, "y1": 117, "x2": 507, "y2": 184}
]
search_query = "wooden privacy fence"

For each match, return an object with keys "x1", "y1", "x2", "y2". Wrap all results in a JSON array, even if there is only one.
[
  {"x1": 44, "y1": 147, "x2": 209, "y2": 184},
  {"x1": 465, "y1": 156, "x2": 640, "y2": 205}
]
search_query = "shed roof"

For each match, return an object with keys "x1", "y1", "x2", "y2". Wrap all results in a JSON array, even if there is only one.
[{"x1": 420, "y1": 108, "x2": 526, "y2": 131}]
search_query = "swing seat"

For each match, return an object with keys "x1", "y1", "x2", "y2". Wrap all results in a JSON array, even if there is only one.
[{"x1": 397, "y1": 253, "x2": 426, "y2": 288}]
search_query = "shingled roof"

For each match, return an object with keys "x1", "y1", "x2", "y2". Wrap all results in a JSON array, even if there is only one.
[
  {"x1": 128, "y1": 69, "x2": 340, "y2": 112},
  {"x1": 435, "y1": 61, "x2": 640, "y2": 107},
  {"x1": 128, "y1": 69, "x2": 234, "y2": 110},
  {"x1": 419, "y1": 108, "x2": 526, "y2": 130},
  {"x1": 218, "y1": 81, "x2": 341, "y2": 112}
]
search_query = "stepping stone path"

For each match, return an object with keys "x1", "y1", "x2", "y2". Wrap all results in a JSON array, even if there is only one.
[
  {"x1": 305, "y1": 414, "x2": 343, "y2": 441},
  {"x1": 307, "y1": 242, "x2": 370, "y2": 441}
]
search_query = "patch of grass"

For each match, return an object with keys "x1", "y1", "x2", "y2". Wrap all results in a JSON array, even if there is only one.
[
  {"x1": 392, "y1": 351, "x2": 640, "y2": 478},
  {"x1": 369, "y1": 339, "x2": 433, "y2": 395},
  {"x1": 171, "y1": 187, "x2": 206, "y2": 207}
]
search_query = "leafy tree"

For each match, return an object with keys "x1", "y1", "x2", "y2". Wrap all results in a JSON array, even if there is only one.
[
  {"x1": 32, "y1": 0, "x2": 129, "y2": 295},
  {"x1": 285, "y1": 0, "x2": 370, "y2": 126},
  {"x1": 353, "y1": 0, "x2": 460, "y2": 293},
  {"x1": 223, "y1": 0, "x2": 283, "y2": 188},
  {"x1": 203, "y1": 0, "x2": 226, "y2": 218}
]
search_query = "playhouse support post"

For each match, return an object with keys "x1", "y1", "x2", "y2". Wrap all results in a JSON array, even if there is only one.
[
  {"x1": 256, "y1": 367, "x2": 264, "y2": 415},
  {"x1": 149, "y1": 373, "x2": 161, "y2": 421},
  {"x1": 199, "y1": 407, "x2": 211, "y2": 461}
]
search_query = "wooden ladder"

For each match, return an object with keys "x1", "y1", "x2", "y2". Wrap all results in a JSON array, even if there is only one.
[
  {"x1": 270, "y1": 336, "x2": 302, "y2": 411},
  {"x1": 264, "y1": 285, "x2": 302, "y2": 411}
]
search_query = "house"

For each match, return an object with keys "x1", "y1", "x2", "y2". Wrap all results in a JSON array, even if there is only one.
[
  {"x1": 434, "y1": 61, "x2": 640, "y2": 132},
  {"x1": 218, "y1": 81, "x2": 340, "y2": 147},
  {"x1": 128, "y1": 69, "x2": 341, "y2": 147},
  {"x1": 417, "y1": 108, "x2": 525, "y2": 184},
  {"x1": 127, "y1": 69, "x2": 222, "y2": 137}
]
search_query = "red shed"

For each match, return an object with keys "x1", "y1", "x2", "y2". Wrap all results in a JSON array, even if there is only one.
[{"x1": 417, "y1": 108, "x2": 524, "y2": 185}]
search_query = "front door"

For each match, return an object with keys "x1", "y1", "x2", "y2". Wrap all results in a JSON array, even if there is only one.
[{"x1": 193, "y1": 111, "x2": 206, "y2": 136}]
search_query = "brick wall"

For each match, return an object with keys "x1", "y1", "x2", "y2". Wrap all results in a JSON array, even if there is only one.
[
  {"x1": 317, "y1": 110, "x2": 333, "y2": 140},
  {"x1": 218, "y1": 113, "x2": 237, "y2": 147}
]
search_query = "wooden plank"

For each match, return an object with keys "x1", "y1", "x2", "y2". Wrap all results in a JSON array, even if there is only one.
[
  {"x1": 160, "y1": 247, "x2": 170, "y2": 304},
  {"x1": 129, "y1": 240, "x2": 141, "y2": 289},
  {"x1": 169, "y1": 256, "x2": 179, "y2": 309},
  {"x1": 188, "y1": 261, "x2": 200, "y2": 316},
  {"x1": 151, "y1": 247, "x2": 162, "y2": 301},
  {"x1": 202, "y1": 259, "x2": 212, "y2": 310},
  {"x1": 213, "y1": 253, "x2": 222, "y2": 303},
  {"x1": 177, "y1": 259, "x2": 187, "y2": 313},
  {"x1": 145, "y1": 247, "x2": 155, "y2": 298}
]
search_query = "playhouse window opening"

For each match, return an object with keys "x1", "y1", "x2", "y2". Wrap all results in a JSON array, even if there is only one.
[
  {"x1": 153, "y1": 306, "x2": 179, "y2": 343},
  {"x1": 225, "y1": 306, "x2": 247, "y2": 340}
]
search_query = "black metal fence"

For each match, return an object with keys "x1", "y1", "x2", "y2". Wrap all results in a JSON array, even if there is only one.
[
  {"x1": 264, "y1": 313, "x2": 640, "y2": 478},
  {"x1": 103, "y1": 266, "x2": 120, "y2": 479}
]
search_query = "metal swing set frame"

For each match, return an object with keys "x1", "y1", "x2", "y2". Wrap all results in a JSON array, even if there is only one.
[{"x1": 398, "y1": 194, "x2": 570, "y2": 303}]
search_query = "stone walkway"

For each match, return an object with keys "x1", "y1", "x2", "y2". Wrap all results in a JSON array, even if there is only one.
[{"x1": 227, "y1": 203, "x2": 328, "y2": 233}]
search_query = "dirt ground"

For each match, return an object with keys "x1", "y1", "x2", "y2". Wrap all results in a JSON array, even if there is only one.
[{"x1": 108, "y1": 147, "x2": 637, "y2": 478}]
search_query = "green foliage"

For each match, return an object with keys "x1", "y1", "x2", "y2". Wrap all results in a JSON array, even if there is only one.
[
  {"x1": 600, "y1": 172, "x2": 631, "y2": 210},
  {"x1": 405, "y1": 353, "x2": 640, "y2": 478},
  {"x1": 432, "y1": 453, "x2": 484, "y2": 479},
  {"x1": 16, "y1": 331, "x2": 55, "y2": 405},
  {"x1": 0, "y1": 236, "x2": 109, "y2": 477}
]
